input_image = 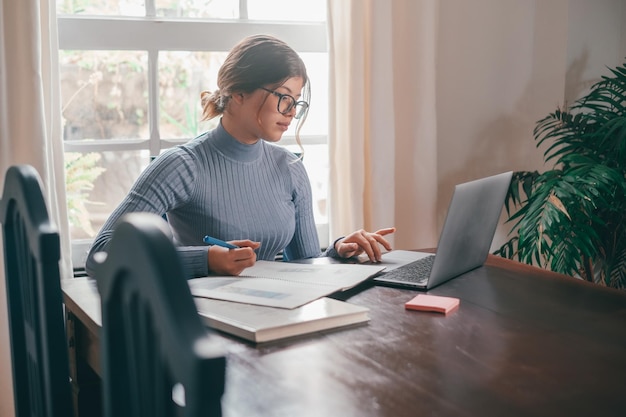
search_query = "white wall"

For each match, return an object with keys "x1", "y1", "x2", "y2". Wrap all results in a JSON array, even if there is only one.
[
  {"x1": 435, "y1": 0, "x2": 625, "y2": 250},
  {"x1": 565, "y1": 0, "x2": 626, "y2": 103}
]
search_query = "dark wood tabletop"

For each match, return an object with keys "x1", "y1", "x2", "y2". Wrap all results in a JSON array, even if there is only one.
[{"x1": 62, "y1": 254, "x2": 626, "y2": 417}]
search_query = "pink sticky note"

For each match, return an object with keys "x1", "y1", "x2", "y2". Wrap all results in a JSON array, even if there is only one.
[{"x1": 405, "y1": 294, "x2": 460, "y2": 315}]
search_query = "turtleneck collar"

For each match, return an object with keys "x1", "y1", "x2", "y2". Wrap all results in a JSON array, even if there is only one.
[{"x1": 210, "y1": 120, "x2": 263, "y2": 163}]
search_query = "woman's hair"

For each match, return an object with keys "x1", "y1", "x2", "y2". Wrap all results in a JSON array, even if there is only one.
[{"x1": 200, "y1": 34, "x2": 310, "y2": 149}]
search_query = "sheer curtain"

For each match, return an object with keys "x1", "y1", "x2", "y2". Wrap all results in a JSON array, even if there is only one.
[
  {"x1": 0, "y1": 0, "x2": 70, "y2": 414},
  {"x1": 327, "y1": 0, "x2": 439, "y2": 250}
]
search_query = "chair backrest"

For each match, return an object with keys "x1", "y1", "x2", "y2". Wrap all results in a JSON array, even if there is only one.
[
  {"x1": 94, "y1": 212, "x2": 226, "y2": 417},
  {"x1": 0, "y1": 164, "x2": 73, "y2": 417}
]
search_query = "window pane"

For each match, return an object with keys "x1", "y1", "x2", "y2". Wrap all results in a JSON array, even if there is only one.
[
  {"x1": 286, "y1": 53, "x2": 328, "y2": 137},
  {"x1": 285, "y1": 144, "x2": 328, "y2": 225},
  {"x1": 60, "y1": 50, "x2": 149, "y2": 141},
  {"x1": 159, "y1": 51, "x2": 327, "y2": 139},
  {"x1": 66, "y1": 150, "x2": 150, "y2": 239},
  {"x1": 57, "y1": 0, "x2": 145, "y2": 16},
  {"x1": 159, "y1": 51, "x2": 226, "y2": 139},
  {"x1": 57, "y1": 2, "x2": 330, "y2": 245},
  {"x1": 247, "y1": 0, "x2": 326, "y2": 22},
  {"x1": 155, "y1": 0, "x2": 238, "y2": 18}
]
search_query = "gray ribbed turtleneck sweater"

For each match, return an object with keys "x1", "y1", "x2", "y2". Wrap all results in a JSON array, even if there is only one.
[{"x1": 85, "y1": 121, "x2": 330, "y2": 278}]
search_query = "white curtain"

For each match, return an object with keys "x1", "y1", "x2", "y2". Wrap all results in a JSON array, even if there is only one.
[
  {"x1": 327, "y1": 0, "x2": 439, "y2": 250},
  {"x1": 0, "y1": 0, "x2": 70, "y2": 414}
]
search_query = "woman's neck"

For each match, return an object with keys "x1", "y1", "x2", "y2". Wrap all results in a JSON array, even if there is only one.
[
  {"x1": 221, "y1": 113, "x2": 260, "y2": 145},
  {"x1": 212, "y1": 120, "x2": 263, "y2": 162}
]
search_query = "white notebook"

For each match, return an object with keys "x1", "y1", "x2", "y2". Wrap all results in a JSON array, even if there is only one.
[
  {"x1": 189, "y1": 261, "x2": 385, "y2": 309},
  {"x1": 194, "y1": 296, "x2": 370, "y2": 343}
]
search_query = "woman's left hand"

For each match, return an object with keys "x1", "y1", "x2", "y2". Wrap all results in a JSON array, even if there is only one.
[{"x1": 335, "y1": 227, "x2": 396, "y2": 262}]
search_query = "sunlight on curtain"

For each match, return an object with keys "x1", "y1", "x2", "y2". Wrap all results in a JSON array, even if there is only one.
[
  {"x1": 327, "y1": 0, "x2": 439, "y2": 250},
  {"x1": 0, "y1": 1, "x2": 71, "y2": 415}
]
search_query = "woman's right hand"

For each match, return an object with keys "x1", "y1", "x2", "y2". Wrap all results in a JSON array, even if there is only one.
[{"x1": 207, "y1": 240, "x2": 261, "y2": 276}]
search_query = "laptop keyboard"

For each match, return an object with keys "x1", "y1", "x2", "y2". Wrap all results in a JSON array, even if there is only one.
[{"x1": 382, "y1": 255, "x2": 435, "y2": 284}]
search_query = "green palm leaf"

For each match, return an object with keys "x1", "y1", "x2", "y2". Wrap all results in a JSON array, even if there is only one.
[{"x1": 496, "y1": 58, "x2": 626, "y2": 288}]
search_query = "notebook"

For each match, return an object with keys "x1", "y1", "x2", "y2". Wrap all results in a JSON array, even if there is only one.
[
  {"x1": 372, "y1": 171, "x2": 513, "y2": 290},
  {"x1": 194, "y1": 296, "x2": 369, "y2": 343}
]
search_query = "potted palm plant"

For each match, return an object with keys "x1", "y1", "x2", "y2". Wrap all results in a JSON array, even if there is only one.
[{"x1": 495, "y1": 59, "x2": 626, "y2": 289}]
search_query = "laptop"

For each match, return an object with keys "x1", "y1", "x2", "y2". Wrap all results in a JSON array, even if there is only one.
[{"x1": 372, "y1": 171, "x2": 513, "y2": 290}]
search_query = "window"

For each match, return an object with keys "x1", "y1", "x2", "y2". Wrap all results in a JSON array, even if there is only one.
[{"x1": 57, "y1": 0, "x2": 329, "y2": 262}]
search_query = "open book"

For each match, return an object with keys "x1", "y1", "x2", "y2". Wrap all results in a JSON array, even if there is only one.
[
  {"x1": 188, "y1": 261, "x2": 385, "y2": 309},
  {"x1": 194, "y1": 296, "x2": 369, "y2": 343}
]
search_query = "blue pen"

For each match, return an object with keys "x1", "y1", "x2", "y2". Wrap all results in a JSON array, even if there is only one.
[{"x1": 203, "y1": 235, "x2": 239, "y2": 249}]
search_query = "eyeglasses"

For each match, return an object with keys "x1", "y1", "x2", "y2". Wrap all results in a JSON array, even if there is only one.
[{"x1": 260, "y1": 87, "x2": 309, "y2": 119}]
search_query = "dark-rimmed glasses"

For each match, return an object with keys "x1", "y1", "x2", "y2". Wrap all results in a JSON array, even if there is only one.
[{"x1": 260, "y1": 87, "x2": 309, "y2": 119}]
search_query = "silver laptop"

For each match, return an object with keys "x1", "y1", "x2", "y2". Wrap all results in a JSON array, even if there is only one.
[{"x1": 372, "y1": 171, "x2": 513, "y2": 290}]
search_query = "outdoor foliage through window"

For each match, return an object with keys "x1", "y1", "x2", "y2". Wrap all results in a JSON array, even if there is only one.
[{"x1": 57, "y1": 0, "x2": 329, "y2": 243}]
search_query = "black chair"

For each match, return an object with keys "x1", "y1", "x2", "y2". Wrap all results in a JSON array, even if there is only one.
[
  {"x1": 0, "y1": 164, "x2": 73, "y2": 417},
  {"x1": 93, "y1": 212, "x2": 226, "y2": 417}
]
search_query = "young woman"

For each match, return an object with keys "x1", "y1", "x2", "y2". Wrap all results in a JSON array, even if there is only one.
[{"x1": 86, "y1": 34, "x2": 395, "y2": 278}]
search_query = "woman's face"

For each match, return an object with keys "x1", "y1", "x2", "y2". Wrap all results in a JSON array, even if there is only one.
[{"x1": 233, "y1": 76, "x2": 305, "y2": 144}]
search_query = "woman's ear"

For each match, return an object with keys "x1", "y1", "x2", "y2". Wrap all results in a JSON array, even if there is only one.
[{"x1": 231, "y1": 92, "x2": 245, "y2": 105}]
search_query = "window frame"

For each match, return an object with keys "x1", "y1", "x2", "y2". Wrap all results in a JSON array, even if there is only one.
[
  {"x1": 57, "y1": 16, "x2": 328, "y2": 154},
  {"x1": 57, "y1": 4, "x2": 330, "y2": 267}
]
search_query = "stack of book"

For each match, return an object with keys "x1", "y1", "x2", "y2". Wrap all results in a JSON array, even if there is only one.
[
  {"x1": 188, "y1": 261, "x2": 385, "y2": 343},
  {"x1": 194, "y1": 296, "x2": 370, "y2": 344}
]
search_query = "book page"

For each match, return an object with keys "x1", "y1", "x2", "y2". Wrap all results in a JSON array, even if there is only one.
[
  {"x1": 240, "y1": 261, "x2": 385, "y2": 289},
  {"x1": 188, "y1": 262, "x2": 385, "y2": 309},
  {"x1": 189, "y1": 276, "x2": 338, "y2": 309}
]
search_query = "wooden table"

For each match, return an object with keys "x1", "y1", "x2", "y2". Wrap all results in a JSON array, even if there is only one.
[{"x1": 62, "y1": 255, "x2": 626, "y2": 417}]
